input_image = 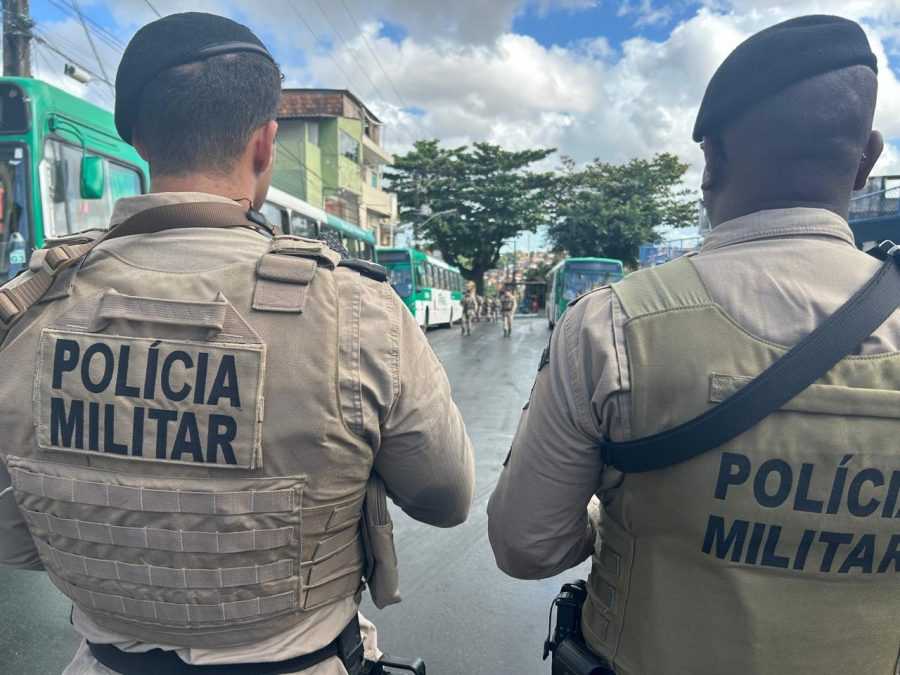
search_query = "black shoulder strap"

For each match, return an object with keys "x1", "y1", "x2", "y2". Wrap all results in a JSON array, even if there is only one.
[
  {"x1": 339, "y1": 258, "x2": 388, "y2": 282},
  {"x1": 601, "y1": 242, "x2": 900, "y2": 474}
]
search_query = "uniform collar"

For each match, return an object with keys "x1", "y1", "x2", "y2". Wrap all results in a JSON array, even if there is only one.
[
  {"x1": 110, "y1": 192, "x2": 240, "y2": 228},
  {"x1": 700, "y1": 207, "x2": 856, "y2": 253}
]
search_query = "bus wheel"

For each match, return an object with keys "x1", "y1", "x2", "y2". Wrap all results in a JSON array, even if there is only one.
[
  {"x1": 423, "y1": 309, "x2": 430, "y2": 332},
  {"x1": 448, "y1": 309, "x2": 454, "y2": 327},
  {"x1": 548, "y1": 318, "x2": 554, "y2": 330}
]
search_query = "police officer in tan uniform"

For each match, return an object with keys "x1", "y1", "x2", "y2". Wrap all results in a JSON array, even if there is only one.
[
  {"x1": 461, "y1": 285, "x2": 477, "y2": 336},
  {"x1": 489, "y1": 16, "x2": 900, "y2": 675},
  {"x1": 499, "y1": 288, "x2": 516, "y2": 338},
  {"x1": 0, "y1": 13, "x2": 474, "y2": 675}
]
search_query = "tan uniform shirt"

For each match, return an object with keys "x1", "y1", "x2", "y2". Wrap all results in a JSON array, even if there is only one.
[
  {"x1": 0, "y1": 192, "x2": 475, "y2": 674},
  {"x1": 488, "y1": 207, "x2": 900, "y2": 579}
]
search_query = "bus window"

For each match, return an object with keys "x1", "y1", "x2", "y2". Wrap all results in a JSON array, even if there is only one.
[
  {"x1": 41, "y1": 139, "x2": 115, "y2": 235},
  {"x1": 388, "y1": 265, "x2": 413, "y2": 298},
  {"x1": 0, "y1": 144, "x2": 30, "y2": 281},
  {"x1": 415, "y1": 264, "x2": 427, "y2": 288},
  {"x1": 563, "y1": 261, "x2": 622, "y2": 300},
  {"x1": 260, "y1": 202, "x2": 287, "y2": 232},
  {"x1": 361, "y1": 242, "x2": 374, "y2": 261},
  {"x1": 344, "y1": 236, "x2": 360, "y2": 258},
  {"x1": 289, "y1": 212, "x2": 316, "y2": 238}
]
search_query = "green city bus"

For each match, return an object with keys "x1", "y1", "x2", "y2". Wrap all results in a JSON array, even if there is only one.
[
  {"x1": 0, "y1": 77, "x2": 150, "y2": 283},
  {"x1": 376, "y1": 247, "x2": 464, "y2": 329},
  {"x1": 546, "y1": 256, "x2": 624, "y2": 328}
]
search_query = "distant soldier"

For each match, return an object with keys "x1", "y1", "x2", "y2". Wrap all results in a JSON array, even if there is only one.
[
  {"x1": 461, "y1": 286, "x2": 478, "y2": 336},
  {"x1": 481, "y1": 295, "x2": 492, "y2": 323},
  {"x1": 500, "y1": 287, "x2": 516, "y2": 337},
  {"x1": 474, "y1": 295, "x2": 484, "y2": 323},
  {"x1": 491, "y1": 296, "x2": 500, "y2": 322}
]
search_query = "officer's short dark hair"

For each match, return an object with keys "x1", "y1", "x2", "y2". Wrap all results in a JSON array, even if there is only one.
[{"x1": 132, "y1": 52, "x2": 281, "y2": 176}]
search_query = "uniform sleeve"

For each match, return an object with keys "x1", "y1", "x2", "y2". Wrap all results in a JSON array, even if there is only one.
[
  {"x1": 488, "y1": 289, "x2": 623, "y2": 580},
  {"x1": 0, "y1": 460, "x2": 43, "y2": 570},
  {"x1": 371, "y1": 292, "x2": 475, "y2": 528}
]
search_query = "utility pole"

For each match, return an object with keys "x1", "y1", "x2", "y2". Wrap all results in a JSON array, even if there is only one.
[{"x1": 3, "y1": 0, "x2": 32, "y2": 77}]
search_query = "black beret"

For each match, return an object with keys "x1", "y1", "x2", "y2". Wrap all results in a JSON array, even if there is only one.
[
  {"x1": 693, "y1": 15, "x2": 877, "y2": 142},
  {"x1": 115, "y1": 12, "x2": 276, "y2": 144}
]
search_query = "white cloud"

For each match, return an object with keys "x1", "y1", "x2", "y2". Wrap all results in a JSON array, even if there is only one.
[{"x1": 29, "y1": 0, "x2": 900, "y2": 191}]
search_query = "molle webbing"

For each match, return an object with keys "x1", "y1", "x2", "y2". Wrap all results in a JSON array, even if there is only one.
[
  {"x1": 0, "y1": 241, "x2": 94, "y2": 337},
  {"x1": 611, "y1": 257, "x2": 711, "y2": 318},
  {"x1": 252, "y1": 236, "x2": 340, "y2": 314},
  {"x1": 8, "y1": 457, "x2": 365, "y2": 643}
]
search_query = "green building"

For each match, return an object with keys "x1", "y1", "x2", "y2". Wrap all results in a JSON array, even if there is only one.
[{"x1": 274, "y1": 89, "x2": 398, "y2": 246}]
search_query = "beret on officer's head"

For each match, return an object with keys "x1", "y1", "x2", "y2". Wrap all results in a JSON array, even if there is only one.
[
  {"x1": 115, "y1": 12, "x2": 276, "y2": 145},
  {"x1": 693, "y1": 15, "x2": 878, "y2": 142}
]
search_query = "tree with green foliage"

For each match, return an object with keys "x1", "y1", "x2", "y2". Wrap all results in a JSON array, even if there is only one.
[
  {"x1": 547, "y1": 153, "x2": 697, "y2": 267},
  {"x1": 387, "y1": 140, "x2": 555, "y2": 292}
]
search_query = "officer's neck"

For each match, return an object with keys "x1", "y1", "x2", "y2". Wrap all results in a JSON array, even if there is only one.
[{"x1": 150, "y1": 170, "x2": 257, "y2": 206}]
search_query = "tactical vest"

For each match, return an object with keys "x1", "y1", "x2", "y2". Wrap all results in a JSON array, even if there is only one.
[
  {"x1": 0, "y1": 204, "x2": 381, "y2": 649},
  {"x1": 583, "y1": 257, "x2": 900, "y2": 675}
]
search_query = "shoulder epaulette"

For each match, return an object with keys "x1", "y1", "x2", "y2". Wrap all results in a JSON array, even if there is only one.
[{"x1": 338, "y1": 258, "x2": 388, "y2": 282}]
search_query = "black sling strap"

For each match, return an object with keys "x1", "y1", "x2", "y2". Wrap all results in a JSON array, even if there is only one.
[{"x1": 600, "y1": 241, "x2": 900, "y2": 474}]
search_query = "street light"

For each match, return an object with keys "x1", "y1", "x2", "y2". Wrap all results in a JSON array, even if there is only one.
[{"x1": 414, "y1": 208, "x2": 457, "y2": 248}]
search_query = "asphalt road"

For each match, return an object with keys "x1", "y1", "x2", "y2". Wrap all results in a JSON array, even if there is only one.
[{"x1": 0, "y1": 315, "x2": 589, "y2": 675}]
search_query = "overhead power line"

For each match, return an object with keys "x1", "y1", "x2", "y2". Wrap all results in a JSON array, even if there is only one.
[
  {"x1": 143, "y1": 0, "x2": 162, "y2": 18},
  {"x1": 309, "y1": 0, "x2": 387, "y2": 104},
  {"x1": 70, "y1": 0, "x2": 112, "y2": 90},
  {"x1": 31, "y1": 29, "x2": 113, "y2": 87},
  {"x1": 287, "y1": 0, "x2": 358, "y2": 93},
  {"x1": 51, "y1": 0, "x2": 126, "y2": 52},
  {"x1": 338, "y1": 0, "x2": 407, "y2": 109}
]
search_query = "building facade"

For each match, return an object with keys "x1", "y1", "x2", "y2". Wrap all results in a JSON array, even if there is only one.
[{"x1": 273, "y1": 89, "x2": 398, "y2": 246}]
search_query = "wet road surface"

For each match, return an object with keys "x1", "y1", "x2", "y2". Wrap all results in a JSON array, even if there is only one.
[{"x1": 0, "y1": 315, "x2": 589, "y2": 674}]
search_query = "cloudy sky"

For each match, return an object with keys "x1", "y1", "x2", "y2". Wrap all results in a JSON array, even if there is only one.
[{"x1": 29, "y1": 0, "x2": 900, "y2": 192}]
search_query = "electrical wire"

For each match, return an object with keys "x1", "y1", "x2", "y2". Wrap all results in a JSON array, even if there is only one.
[
  {"x1": 338, "y1": 0, "x2": 407, "y2": 109},
  {"x1": 70, "y1": 0, "x2": 113, "y2": 90},
  {"x1": 276, "y1": 139, "x2": 325, "y2": 187},
  {"x1": 287, "y1": 0, "x2": 358, "y2": 93},
  {"x1": 143, "y1": 0, "x2": 162, "y2": 18},
  {"x1": 31, "y1": 29, "x2": 113, "y2": 87},
  {"x1": 310, "y1": 0, "x2": 386, "y2": 103},
  {"x1": 51, "y1": 0, "x2": 126, "y2": 52}
]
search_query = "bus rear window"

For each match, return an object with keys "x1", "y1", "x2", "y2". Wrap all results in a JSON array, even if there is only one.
[{"x1": 0, "y1": 85, "x2": 28, "y2": 133}]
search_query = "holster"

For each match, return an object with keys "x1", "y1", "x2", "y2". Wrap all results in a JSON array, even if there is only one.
[
  {"x1": 545, "y1": 581, "x2": 615, "y2": 675},
  {"x1": 361, "y1": 473, "x2": 402, "y2": 609}
]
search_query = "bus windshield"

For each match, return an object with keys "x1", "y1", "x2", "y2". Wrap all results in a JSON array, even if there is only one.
[
  {"x1": 388, "y1": 265, "x2": 414, "y2": 298},
  {"x1": 0, "y1": 144, "x2": 31, "y2": 282},
  {"x1": 563, "y1": 261, "x2": 622, "y2": 300}
]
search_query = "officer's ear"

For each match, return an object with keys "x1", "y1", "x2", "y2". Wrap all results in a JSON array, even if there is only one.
[
  {"x1": 854, "y1": 129, "x2": 884, "y2": 191},
  {"x1": 251, "y1": 120, "x2": 279, "y2": 177},
  {"x1": 700, "y1": 136, "x2": 727, "y2": 193}
]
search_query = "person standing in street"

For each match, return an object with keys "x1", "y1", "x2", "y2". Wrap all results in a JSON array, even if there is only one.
[
  {"x1": 461, "y1": 284, "x2": 477, "y2": 336},
  {"x1": 499, "y1": 287, "x2": 516, "y2": 337},
  {"x1": 0, "y1": 13, "x2": 475, "y2": 675},
  {"x1": 488, "y1": 15, "x2": 900, "y2": 675}
]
